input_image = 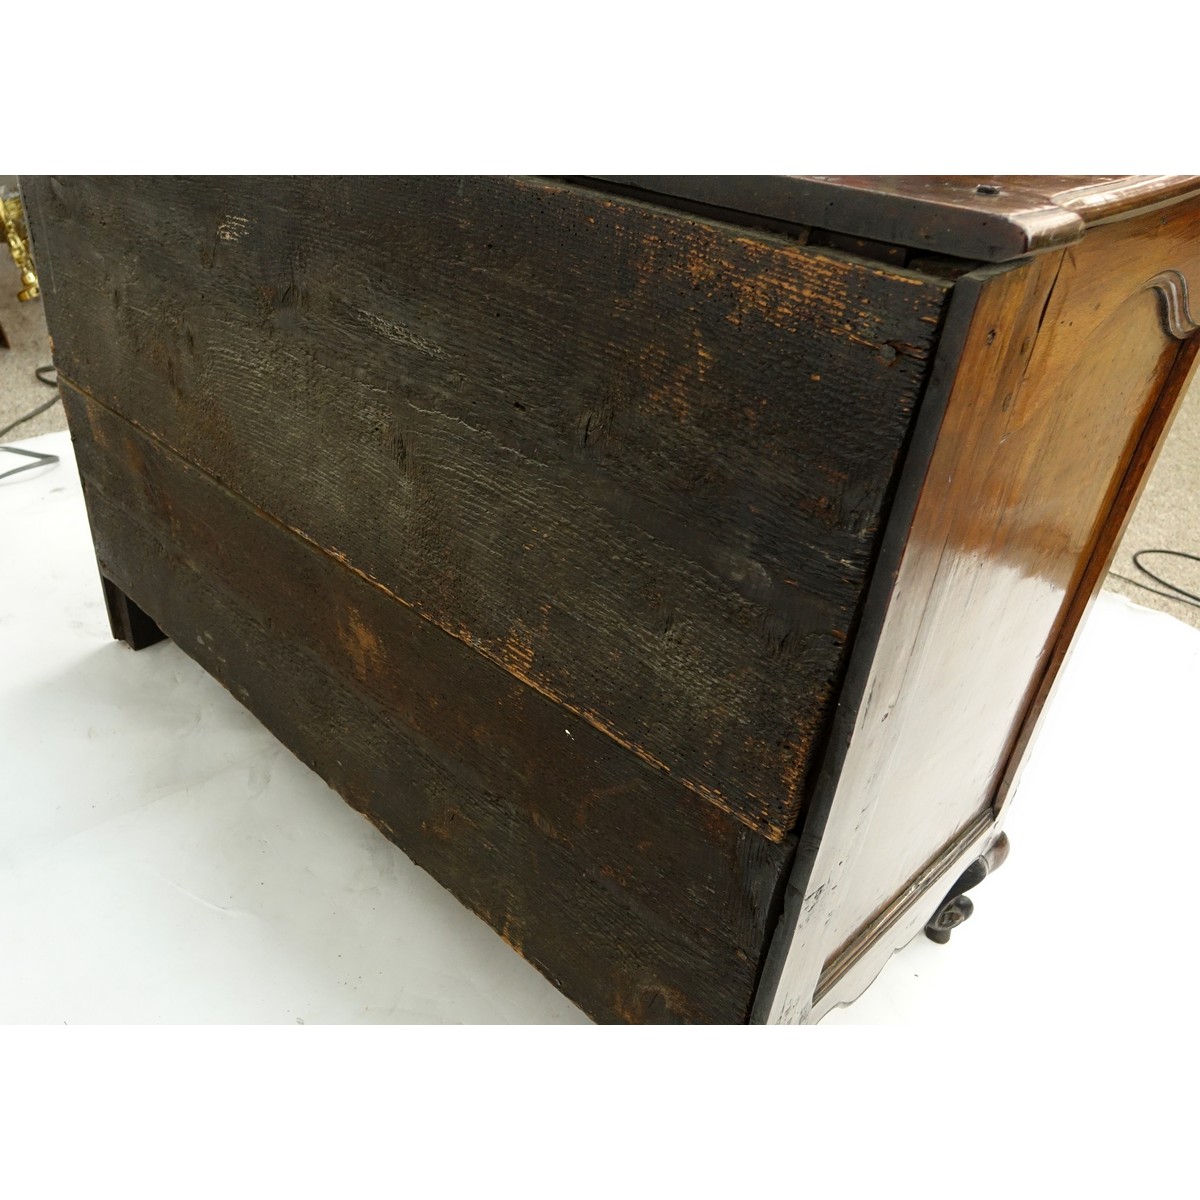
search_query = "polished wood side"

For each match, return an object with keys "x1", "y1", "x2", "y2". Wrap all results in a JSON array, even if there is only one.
[
  {"x1": 762, "y1": 192, "x2": 1200, "y2": 1023},
  {"x1": 758, "y1": 254, "x2": 1062, "y2": 1023},
  {"x1": 995, "y1": 323, "x2": 1200, "y2": 824}
]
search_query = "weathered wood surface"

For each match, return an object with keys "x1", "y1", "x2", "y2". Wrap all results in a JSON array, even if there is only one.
[
  {"x1": 64, "y1": 382, "x2": 796, "y2": 1024},
  {"x1": 25, "y1": 175, "x2": 950, "y2": 840},
  {"x1": 30, "y1": 174, "x2": 1200, "y2": 1024}
]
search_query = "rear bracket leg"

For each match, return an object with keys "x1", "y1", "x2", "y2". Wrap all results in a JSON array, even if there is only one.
[{"x1": 100, "y1": 574, "x2": 167, "y2": 650}]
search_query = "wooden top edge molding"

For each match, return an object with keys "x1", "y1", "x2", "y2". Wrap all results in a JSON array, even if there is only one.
[{"x1": 582, "y1": 176, "x2": 1200, "y2": 263}]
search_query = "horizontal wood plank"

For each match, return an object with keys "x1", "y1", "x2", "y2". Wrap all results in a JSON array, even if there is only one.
[
  {"x1": 65, "y1": 384, "x2": 794, "y2": 1024},
  {"x1": 28, "y1": 175, "x2": 950, "y2": 838}
]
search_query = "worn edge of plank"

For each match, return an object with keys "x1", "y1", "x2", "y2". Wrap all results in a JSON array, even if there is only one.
[{"x1": 579, "y1": 176, "x2": 1070, "y2": 263}]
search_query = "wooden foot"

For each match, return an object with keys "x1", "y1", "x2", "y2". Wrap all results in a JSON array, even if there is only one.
[
  {"x1": 100, "y1": 575, "x2": 167, "y2": 650},
  {"x1": 924, "y1": 832, "x2": 1010, "y2": 944}
]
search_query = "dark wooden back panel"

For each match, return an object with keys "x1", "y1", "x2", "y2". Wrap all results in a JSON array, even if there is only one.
[
  {"x1": 60, "y1": 380, "x2": 798, "y2": 1023},
  {"x1": 25, "y1": 175, "x2": 950, "y2": 841}
]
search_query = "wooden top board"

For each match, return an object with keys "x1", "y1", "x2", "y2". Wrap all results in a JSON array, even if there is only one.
[{"x1": 583, "y1": 176, "x2": 1200, "y2": 262}]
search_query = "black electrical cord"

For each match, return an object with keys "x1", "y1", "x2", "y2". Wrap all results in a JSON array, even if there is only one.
[
  {"x1": 1110, "y1": 549, "x2": 1200, "y2": 611},
  {"x1": 0, "y1": 364, "x2": 61, "y2": 481}
]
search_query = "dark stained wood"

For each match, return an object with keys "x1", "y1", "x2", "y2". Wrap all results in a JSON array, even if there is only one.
[
  {"x1": 63, "y1": 380, "x2": 796, "y2": 1025},
  {"x1": 588, "y1": 175, "x2": 1200, "y2": 263},
  {"x1": 23, "y1": 174, "x2": 951, "y2": 841},
  {"x1": 561, "y1": 175, "x2": 817, "y2": 243}
]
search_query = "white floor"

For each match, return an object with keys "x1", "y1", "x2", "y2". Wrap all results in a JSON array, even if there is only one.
[{"x1": 3, "y1": 431, "x2": 1199, "y2": 1025}]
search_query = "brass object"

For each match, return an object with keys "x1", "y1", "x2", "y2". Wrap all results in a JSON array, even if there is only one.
[{"x1": 1, "y1": 192, "x2": 40, "y2": 301}]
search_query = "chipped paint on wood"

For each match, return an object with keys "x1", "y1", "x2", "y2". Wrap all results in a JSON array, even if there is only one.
[{"x1": 217, "y1": 214, "x2": 250, "y2": 242}]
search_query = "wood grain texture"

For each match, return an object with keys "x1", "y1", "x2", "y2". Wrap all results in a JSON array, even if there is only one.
[
  {"x1": 63, "y1": 381, "x2": 795, "y2": 1024},
  {"x1": 24, "y1": 175, "x2": 950, "y2": 840},
  {"x1": 760, "y1": 191, "x2": 1200, "y2": 1023},
  {"x1": 27, "y1": 174, "x2": 1197, "y2": 1025}
]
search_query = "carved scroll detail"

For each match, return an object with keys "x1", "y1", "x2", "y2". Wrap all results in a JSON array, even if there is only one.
[{"x1": 1145, "y1": 270, "x2": 1199, "y2": 339}]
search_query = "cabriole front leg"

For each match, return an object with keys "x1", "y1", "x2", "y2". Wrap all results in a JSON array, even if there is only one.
[{"x1": 924, "y1": 832, "x2": 1010, "y2": 944}]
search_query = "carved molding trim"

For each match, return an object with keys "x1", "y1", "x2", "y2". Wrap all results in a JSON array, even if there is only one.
[{"x1": 1145, "y1": 269, "x2": 1199, "y2": 339}]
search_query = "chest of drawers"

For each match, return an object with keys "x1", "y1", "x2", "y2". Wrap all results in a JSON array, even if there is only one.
[{"x1": 24, "y1": 174, "x2": 1200, "y2": 1022}]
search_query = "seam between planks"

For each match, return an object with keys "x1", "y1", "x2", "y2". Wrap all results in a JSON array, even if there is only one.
[{"x1": 63, "y1": 372, "x2": 794, "y2": 844}]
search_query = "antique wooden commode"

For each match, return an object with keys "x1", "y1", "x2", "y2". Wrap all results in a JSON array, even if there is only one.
[{"x1": 24, "y1": 175, "x2": 1200, "y2": 1023}]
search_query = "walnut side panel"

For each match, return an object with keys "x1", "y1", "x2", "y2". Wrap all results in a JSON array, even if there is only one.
[{"x1": 761, "y1": 190, "x2": 1200, "y2": 1022}]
